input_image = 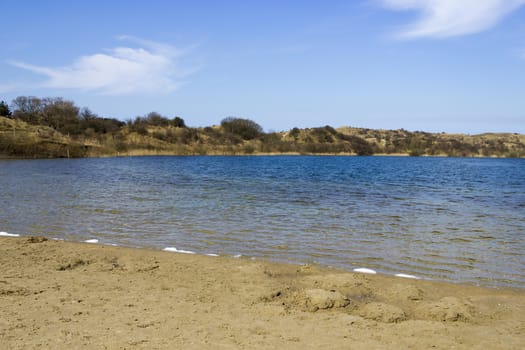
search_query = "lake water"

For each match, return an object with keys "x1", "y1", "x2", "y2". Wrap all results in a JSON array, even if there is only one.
[{"x1": 1, "y1": 156, "x2": 524, "y2": 289}]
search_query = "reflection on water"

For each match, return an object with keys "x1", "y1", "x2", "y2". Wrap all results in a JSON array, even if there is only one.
[{"x1": 1, "y1": 156, "x2": 524, "y2": 288}]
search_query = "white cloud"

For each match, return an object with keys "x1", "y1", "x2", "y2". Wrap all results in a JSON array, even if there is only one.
[
  {"x1": 381, "y1": 0, "x2": 525, "y2": 39},
  {"x1": 8, "y1": 37, "x2": 194, "y2": 95}
]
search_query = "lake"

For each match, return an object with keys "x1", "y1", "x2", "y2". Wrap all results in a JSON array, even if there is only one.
[{"x1": 1, "y1": 156, "x2": 523, "y2": 288}]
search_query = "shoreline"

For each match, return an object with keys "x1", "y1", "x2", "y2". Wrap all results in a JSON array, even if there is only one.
[
  {"x1": 2, "y1": 231, "x2": 523, "y2": 291},
  {"x1": 1, "y1": 236, "x2": 523, "y2": 349},
  {"x1": 2, "y1": 152, "x2": 523, "y2": 160},
  {"x1": 2, "y1": 232, "x2": 521, "y2": 291}
]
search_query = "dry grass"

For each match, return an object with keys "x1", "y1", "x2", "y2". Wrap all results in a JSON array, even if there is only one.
[{"x1": 1, "y1": 117, "x2": 524, "y2": 158}]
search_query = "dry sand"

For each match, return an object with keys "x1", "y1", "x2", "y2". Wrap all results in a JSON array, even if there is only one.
[{"x1": 1, "y1": 236, "x2": 524, "y2": 349}]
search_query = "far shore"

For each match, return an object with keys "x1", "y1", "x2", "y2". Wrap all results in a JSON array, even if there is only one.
[
  {"x1": 2, "y1": 151, "x2": 521, "y2": 160},
  {"x1": 1, "y1": 236, "x2": 524, "y2": 349}
]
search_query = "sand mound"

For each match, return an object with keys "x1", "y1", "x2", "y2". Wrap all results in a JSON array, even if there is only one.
[
  {"x1": 298, "y1": 289, "x2": 351, "y2": 312},
  {"x1": 26, "y1": 236, "x2": 48, "y2": 243},
  {"x1": 359, "y1": 302, "x2": 407, "y2": 323},
  {"x1": 415, "y1": 297, "x2": 475, "y2": 322},
  {"x1": 263, "y1": 288, "x2": 351, "y2": 312}
]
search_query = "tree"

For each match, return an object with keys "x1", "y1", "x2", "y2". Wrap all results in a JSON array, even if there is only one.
[
  {"x1": 289, "y1": 127, "x2": 300, "y2": 140},
  {"x1": 0, "y1": 100, "x2": 11, "y2": 117},
  {"x1": 41, "y1": 98, "x2": 80, "y2": 134},
  {"x1": 11, "y1": 96, "x2": 44, "y2": 123},
  {"x1": 80, "y1": 108, "x2": 123, "y2": 134},
  {"x1": 11, "y1": 96, "x2": 44, "y2": 114},
  {"x1": 145, "y1": 112, "x2": 170, "y2": 126},
  {"x1": 172, "y1": 116, "x2": 186, "y2": 128},
  {"x1": 220, "y1": 117, "x2": 263, "y2": 140}
]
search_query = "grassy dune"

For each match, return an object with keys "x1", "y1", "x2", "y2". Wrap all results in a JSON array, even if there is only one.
[{"x1": 1, "y1": 116, "x2": 524, "y2": 158}]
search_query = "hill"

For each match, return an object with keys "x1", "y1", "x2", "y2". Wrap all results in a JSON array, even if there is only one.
[
  {"x1": 1, "y1": 116, "x2": 524, "y2": 158},
  {"x1": 0, "y1": 96, "x2": 523, "y2": 158}
]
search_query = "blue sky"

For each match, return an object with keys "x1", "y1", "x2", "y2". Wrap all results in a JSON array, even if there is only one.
[{"x1": 1, "y1": 0, "x2": 524, "y2": 134}]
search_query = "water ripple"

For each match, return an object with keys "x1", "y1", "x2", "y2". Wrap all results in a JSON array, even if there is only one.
[{"x1": 1, "y1": 156, "x2": 524, "y2": 289}]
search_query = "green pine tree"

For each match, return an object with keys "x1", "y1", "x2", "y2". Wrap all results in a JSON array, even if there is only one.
[{"x1": 0, "y1": 100, "x2": 11, "y2": 117}]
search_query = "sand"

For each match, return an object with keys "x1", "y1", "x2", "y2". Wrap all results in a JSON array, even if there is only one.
[{"x1": 1, "y1": 236, "x2": 524, "y2": 349}]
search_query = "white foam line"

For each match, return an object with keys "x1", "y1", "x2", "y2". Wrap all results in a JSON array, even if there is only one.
[
  {"x1": 395, "y1": 273, "x2": 420, "y2": 279},
  {"x1": 0, "y1": 233, "x2": 429, "y2": 280},
  {"x1": 163, "y1": 247, "x2": 196, "y2": 254},
  {"x1": 0, "y1": 233, "x2": 428, "y2": 281},
  {"x1": 0, "y1": 232, "x2": 20, "y2": 237}
]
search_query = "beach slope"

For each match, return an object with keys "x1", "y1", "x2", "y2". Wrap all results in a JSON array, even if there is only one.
[{"x1": 1, "y1": 237, "x2": 523, "y2": 349}]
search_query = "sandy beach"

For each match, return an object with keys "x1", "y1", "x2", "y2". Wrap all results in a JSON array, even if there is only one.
[{"x1": 1, "y1": 236, "x2": 523, "y2": 349}]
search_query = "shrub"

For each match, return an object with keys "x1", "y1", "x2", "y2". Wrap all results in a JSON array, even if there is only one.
[{"x1": 220, "y1": 117, "x2": 263, "y2": 140}]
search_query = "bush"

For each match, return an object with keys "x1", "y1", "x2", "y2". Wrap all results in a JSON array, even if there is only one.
[
  {"x1": 0, "y1": 101, "x2": 11, "y2": 117},
  {"x1": 347, "y1": 135, "x2": 374, "y2": 156},
  {"x1": 220, "y1": 117, "x2": 263, "y2": 140},
  {"x1": 171, "y1": 117, "x2": 186, "y2": 128}
]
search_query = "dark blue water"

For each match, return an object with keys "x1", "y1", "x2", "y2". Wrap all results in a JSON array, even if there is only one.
[{"x1": 1, "y1": 156, "x2": 524, "y2": 288}]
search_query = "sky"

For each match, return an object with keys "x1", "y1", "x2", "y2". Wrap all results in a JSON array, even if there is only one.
[{"x1": 1, "y1": 0, "x2": 524, "y2": 134}]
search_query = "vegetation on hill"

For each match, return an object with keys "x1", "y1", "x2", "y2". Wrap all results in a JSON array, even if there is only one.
[{"x1": 1, "y1": 96, "x2": 524, "y2": 158}]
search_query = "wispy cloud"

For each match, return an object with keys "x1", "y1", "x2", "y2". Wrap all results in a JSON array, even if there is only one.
[
  {"x1": 381, "y1": 0, "x2": 525, "y2": 39},
  {"x1": 7, "y1": 37, "x2": 195, "y2": 95}
]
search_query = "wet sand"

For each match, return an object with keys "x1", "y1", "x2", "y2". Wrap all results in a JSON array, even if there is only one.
[{"x1": 1, "y1": 236, "x2": 524, "y2": 349}]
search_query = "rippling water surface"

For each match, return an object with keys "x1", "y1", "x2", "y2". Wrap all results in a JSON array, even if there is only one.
[{"x1": 1, "y1": 156, "x2": 524, "y2": 288}]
